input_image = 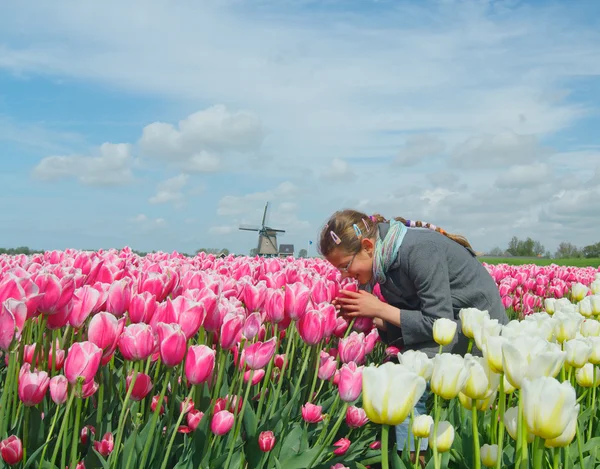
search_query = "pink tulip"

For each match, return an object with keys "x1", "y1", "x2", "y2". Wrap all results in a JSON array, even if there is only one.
[
  {"x1": 151, "y1": 395, "x2": 168, "y2": 415},
  {"x1": 169, "y1": 296, "x2": 206, "y2": 340},
  {"x1": 106, "y1": 278, "x2": 132, "y2": 317},
  {"x1": 128, "y1": 292, "x2": 158, "y2": 324},
  {"x1": 311, "y1": 278, "x2": 331, "y2": 305},
  {"x1": 331, "y1": 464, "x2": 350, "y2": 469},
  {"x1": 302, "y1": 402, "x2": 323, "y2": 423},
  {"x1": 93, "y1": 432, "x2": 114, "y2": 457},
  {"x1": 49, "y1": 375, "x2": 69, "y2": 405},
  {"x1": 243, "y1": 312, "x2": 263, "y2": 341},
  {"x1": 180, "y1": 397, "x2": 195, "y2": 415},
  {"x1": 244, "y1": 368, "x2": 265, "y2": 385},
  {"x1": 46, "y1": 303, "x2": 72, "y2": 330},
  {"x1": 333, "y1": 437, "x2": 350, "y2": 456},
  {"x1": 265, "y1": 288, "x2": 286, "y2": 324},
  {"x1": 88, "y1": 312, "x2": 120, "y2": 351},
  {"x1": 118, "y1": 323, "x2": 155, "y2": 361},
  {"x1": 0, "y1": 435, "x2": 23, "y2": 466},
  {"x1": 187, "y1": 409, "x2": 204, "y2": 431},
  {"x1": 156, "y1": 323, "x2": 187, "y2": 367},
  {"x1": 80, "y1": 425, "x2": 95, "y2": 445},
  {"x1": 258, "y1": 431, "x2": 276, "y2": 452},
  {"x1": 64, "y1": 341, "x2": 102, "y2": 384},
  {"x1": 319, "y1": 303, "x2": 338, "y2": 337},
  {"x1": 36, "y1": 272, "x2": 75, "y2": 315},
  {"x1": 126, "y1": 372, "x2": 153, "y2": 401},
  {"x1": 333, "y1": 316, "x2": 350, "y2": 338},
  {"x1": 284, "y1": 282, "x2": 311, "y2": 320},
  {"x1": 370, "y1": 440, "x2": 382, "y2": 449},
  {"x1": 338, "y1": 332, "x2": 366, "y2": 364},
  {"x1": 77, "y1": 379, "x2": 99, "y2": 399},
  {"x1": 0, "y1": 302, "x2": 16, "y2": 351},
  {"x1": 69, "y1": 286, "x2": 102, "y2": 329},
  {"x1": 219, "y1": 312, "x2": 244, "y2": 350},
  {"x1": 297, "y1": 309, "x2": 324, "y2": 346},
  {"x1": 346, "y1": 406, "x2": 369, "y2": 428},
  {"x1": 211, "y1": 410, "x2": 234, "y2": 435},
  {"x1": 338, "y1": 362, "x2": 363, "y2": 402},
  {"x1": 243, "y1": 337, "x2": 277, "y2": 370},
  {"x1": 185, "y1": 345, "x2": 216, "y2": 385},
  {"x1": 274, "y1": 354, "x2": 286, "y2": 369},
  {"x1": 18, "y1": 365, "x2": 50, "y2": 406},
  {"x1": 364, "y1": 328, "x2": 379, "y2": 354},
  {"x1": 352, "y1": 316, "x2": 374, "y2": 333},
  {"x1": 318, "y1": 353, "x2": 337, "y2": 380},
  {"x1": 243, "y1": 281, "x2": 267, "y2": 312}
]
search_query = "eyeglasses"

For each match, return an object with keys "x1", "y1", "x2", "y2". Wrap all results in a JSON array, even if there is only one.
[{"x1": 338, "y1": 252, "x2": 358, "y2": 274}]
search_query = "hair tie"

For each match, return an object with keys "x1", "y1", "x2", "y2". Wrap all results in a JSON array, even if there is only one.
[
  {"x1": 370, "y1": 215, "x2": 376, "y2": 223},
  {"x1": 330, "y1": 231, "x2": 342, "y2": 245},
  {"x1": 353, "y1": 224, "x2": 362, "y2": 238},
  {"x1": 361, "y1": 218, "x2": 370, "y2": 231}
]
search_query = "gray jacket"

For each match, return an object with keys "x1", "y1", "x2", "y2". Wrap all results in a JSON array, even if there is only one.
[{"x1": 368, "y1": 223, "x2": 508, "y2": 358}]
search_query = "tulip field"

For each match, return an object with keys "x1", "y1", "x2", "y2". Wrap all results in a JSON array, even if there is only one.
[{"x1": 1, "y1": 249, "x2": 600, "y2": 469}]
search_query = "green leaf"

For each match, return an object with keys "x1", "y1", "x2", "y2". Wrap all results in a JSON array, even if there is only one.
[
  {"x1": 279, "y1": 447, "x2": 324, "y2": 469},
  {"x1": 243, "y1": 401, "x2": 258, "y2": 440},
  {"x1": 22, "y1": 440, "x2": 53, "y2": 469},
  {"x1": 391, "y1": 448, "x2": 409, "y2": 469},
  {"x1": 278, "y1": 425, "x2": 304, "y2": 461},
  {"x1": 120, "y1": 428, "x2": 138, "y2": 469}
]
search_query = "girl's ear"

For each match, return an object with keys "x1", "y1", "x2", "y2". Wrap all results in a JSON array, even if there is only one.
[{"x1": 361, "y1": 237, "x2": 375, "y2": 253}]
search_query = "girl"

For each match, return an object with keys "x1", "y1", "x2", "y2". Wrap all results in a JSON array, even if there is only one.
[{"x1": 318, "y1": 209, "x2": 508, "y2": 463}]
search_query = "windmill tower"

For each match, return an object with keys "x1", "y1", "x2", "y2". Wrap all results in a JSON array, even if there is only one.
[{"x1": 239, "y1": 202, "x2": 285, "y2": 257}]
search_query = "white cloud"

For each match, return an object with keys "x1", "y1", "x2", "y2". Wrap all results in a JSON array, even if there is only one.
[
  {"x1": 209, "y1": 225, "x2": 235, "y2": 235},
  {"x1": 217, "y1": 181, "x2": 299, "y2": 217},
  {"x1": 395, "y1": 134, "x2": 445, "y2": 166},
  {"x1": 321, "y1": 158, "x2": 355, "y2": 181},
  {"x1": 149, "y1": 174, "x2": 189, "y2": 206},
  {"x1": 32, "y1": 143, "x2": 134, "y2": 185},
  {"x1": 139, "y1": 105, "x2": 264, "y2": 172},
  {"x1": 495, "y1": 163, "x2": 552, "y2": 189}
]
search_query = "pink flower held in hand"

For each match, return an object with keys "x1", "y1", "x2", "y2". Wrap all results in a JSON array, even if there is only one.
[
  {"x1": 18, "y1": 365, "x2": 50, "y2": 406},
  {"x1": 338, "y1": 362, "x2": 363, "y2": 402},
  {"x1": 64, "y1": 341, "x2": 102, "y2": 384},
  {"x1": 258, "y1": 431, "x2": 276, "y2": 452},
  {"x1": 156, "y1": 322, "x2": 187, "y2": 367},
  {"x1": 243, "y1": 337, "x2": 277, "y2": 370},
  {"x1": 49, "y1": 375, "x2": 68, "y2": 405},
  {"x1": 185, "y1": 345, "x2": 216, "y2": 385},
  {"x1": 338, "y1": 332, "x2": 366, "y2": 364},
  {"x1": 93, "y1": 432, "x2": 114, "y2": 457},
  {"x1": 126, "y1": 372, "x2": 153, "y2": 401},
  {"x1": 333, "y1": 438, "x2": 351, "y2": 456},
  {"x1": 0, "y1": 435, "x2": 23, "y2": 466},
  {"x1": 301, "y1": 402, "x2": 323, "y2": 423},
  {"x1": 297, "y1": 309, "x2": 325, "y2": 346},
  {"x1": 118, "y1": 323, "x2": 155, "y2": 362},
  {"x1": 211, "y1": 410, "x2": 235, "y2": 435},
  {"x1": 346, "y1": 406, "x2": 369, "y2": 428},
  {"x1": 88, "y1": 312, "x2": 120, "y2": 351}
]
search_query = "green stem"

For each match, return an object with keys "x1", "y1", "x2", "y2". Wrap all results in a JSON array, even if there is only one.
[
  {"x1": 49, "y1": 386, "x2": 76, "y2": 468},
  {"x1": 381, "y1": 424, "x2": 390, "y2": 469},
  {"x1": 467, "y1": 339, "x2": 474, "y2": 354},
  {"x1": 69, "y1": 385, "x2": 83, "y2": 469},
  {"x1": 0, "y1": 350, "x2": 15, "y2": 437},
  {"x1": 472, "y1": 406, "x2": 481, "y2": 469},
  {"x1": 343, "y1": 318, "x2": 356, "y2": 338},
  {"x1": 38, "y1": 405, "x2": 62, "y2": 469},
  {"x1": 552, "y1": 447, "x2": 559, "y2": 469},
  {"x1": 532, "y1": 436, "x2": 544, "y2": 469},
  {"x1": 269, "y1": 326, "x2": 295, "y2": 420},
  {"x1": 110, "y1": 363, "x2": 139, "y2": 468},
  {"x1": 307, "y1": 344, "x2": 321, "y2": 403},
  {"x1": 124, "y1": 425, "x2": 138, "y2": 469},
  {"x1": 315, "y1": 396, "x2": 340, "y2": 446},
  {"x1": 432, "y1": 394, "x2": 440, "y2": 469},
  {"x1": 307, "y1": 402, "x2": 349, "y2": 469},
  {"x1": 496, "y1": 375, "x2": 506, "y2": 469},
  {"x1": 588, "y1": 366, "x2": 597, "y2": 440},
  {"x1": 413, "y1": 437, "x2": 421, "y2": 469},
  {"x1": 23, "y1": 406, "x2": 29, "y2": 463},
  {"x1": 224, "y1": 370, "x2": 254, "y2": 469},
  {"x1": 139, "y1": 367, "x2": 172, "y2": 469},
  {"x1": 160, "y1": 386, "x2": 195, "y2": 469},
  {"x1": 576, "y1": 419, "x2": 584, "y2": 468}
]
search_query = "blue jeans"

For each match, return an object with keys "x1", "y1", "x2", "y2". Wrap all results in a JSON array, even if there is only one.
[{"x1": 395, "y1": 388, "x2": 430, "y2": 452}]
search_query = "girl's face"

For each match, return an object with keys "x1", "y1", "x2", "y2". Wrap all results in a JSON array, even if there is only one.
[{"x1": 327, "y1": 239, "x2": 375, "y2": 285}]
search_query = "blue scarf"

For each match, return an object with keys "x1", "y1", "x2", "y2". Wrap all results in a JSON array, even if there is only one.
[{"x1": 367, "y1": 219, "x2": 407, "y2": 291}]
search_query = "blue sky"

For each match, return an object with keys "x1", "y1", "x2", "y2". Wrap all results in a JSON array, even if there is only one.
[{"x1": 1, "y1": 0, "x2": 599, "y2": 256}]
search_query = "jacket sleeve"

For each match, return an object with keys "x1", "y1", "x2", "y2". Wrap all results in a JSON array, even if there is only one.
[{"x1": 399, "y1": 240, "x2": 461, "y2": 346}]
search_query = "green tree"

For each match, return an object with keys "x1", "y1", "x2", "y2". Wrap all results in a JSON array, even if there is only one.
[
  {"x1": 582, "y1": 242, "x2": 600, "y2": 258},
  {"x1": 487, "y1": 247, "x2": 504, "y2": 256},
  {"x1": 554, "y1": 242, "x2": 581, "y2": 259},
  {"x1": 249, "y1": 248, "x2": 259, "y2": 256},
  {"x1": 507, "y1": 237, "x2": 519, "y2": 256},
  {"x1": 298, "y1": 248, "x2": 308, "y2": 258}
]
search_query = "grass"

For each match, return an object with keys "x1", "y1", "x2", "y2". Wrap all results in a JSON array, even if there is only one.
[{"x1": 479, "y1": 257, "x2": 600, "y2": 268}]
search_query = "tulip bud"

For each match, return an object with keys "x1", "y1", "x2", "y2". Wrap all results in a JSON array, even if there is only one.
[
  {"x1": 297, "y1": 309, "x2": 325, "y2": 346},
  {"x1": 333, "y1": 437, "x2": 350, "y2": 456},
  {"x1": 118, "y1": 323, "x2": 155, "y2": 362},
  {"x1": 211, "y1": 410, "x2": 234, "y2": 435},
  {"x1": 49, "y1": 374, "x2": 68, "y2": 405},
  {"x1": 18, "y1": 365, "x2": 50, "y2": 406},
  {"x1": 258, "y1": 431, "x2": 276, "y2": 452},
  {"x1": 544, "y1": 413, "x2": 578, "y2": 448},
  {"x1": 433, "y1": 318, "x2": 457, "y2": 346},
  {"x1": 369, "y1": 440, "x2": 381, "y2": 450},
  {"x1": 274, "y1": 354, "x2": 286, "y2": 369},
  {"x1": 564, "y1": 338, "x2": 592, "y2": 368},
  {"x1": 571, "y1": 283, "x2": 589, "y2": 302},
  {"x1": 0, "y1": 435, "x2": 23, "y2": 466},
  {"x1": 301, "y1": 402, "x2": 323, "y2": 423},
  {"x1": 187, "y1": 409, "x2": 204, "y2": 431},
  {"x1": 338, "y1": 332, "x2": 366, "y2": 364},
  {"x1": 428, "y1": 420, "x2": 454, "y2": 453},
  {"x1": 126, "y1": 372, "x2": 153, "y2": 401},
  {"x1": 481, "y1": 444, "x2": 498, "y2": 467},
  {"x1": 64, "y1": 341, "x2": 102, "y2": 384},
  {"x1": 576, "y1": 363, "x2": 600, "y2": 388},
  {"x1": 243, "y1": 338, "x2": 277, "y2": 370},
  {"x1": 185, "y1": 345, "x2": 216, "y2": 385},
  {"x1": 338, "y1": 362, "x2": 363, "y2": 402},
  {"x1": 430, "y1": 354, "x2": 468, "y2": 400},
  {"x1": 93, "y1": 432, "x2": 114, "y2": 457},
  {"x1": 458, "y1": 308, "x2": 490, "y2": 340},
  {"x1": 156, "y1": 322, "x2": 187, "y2": 367},
  {"x1": 412, "y1": 414, "x2": 434, "y2": 438},
  {"x1": 398, "y1": 350, "x2": 433, "y2": 380},
  {"x1": 346, "y1": 406, "x2": 369, "y2": 428},
  {"x1": 80, "y1": 425, "x2": 95, "y2": 445}
]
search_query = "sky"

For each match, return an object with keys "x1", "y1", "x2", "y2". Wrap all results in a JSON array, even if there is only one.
[{"x1": 1, "y1": 0, "x2": 600, "y2": 256}]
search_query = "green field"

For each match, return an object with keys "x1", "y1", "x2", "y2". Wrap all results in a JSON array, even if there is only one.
[{"x1": 479, "y1": 257, "x2": 600, "y2": 268}]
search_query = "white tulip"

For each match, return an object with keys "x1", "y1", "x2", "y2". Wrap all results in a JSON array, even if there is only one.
[
  {"x1": 474, "y1": 318, "x2": 502, "y2": 352},
  {"x1": 544, "y1": 412, "x2": 578, "y2": 448},
  {"x1": 433, "y1": 318, "x2": 457, "y2": 346},
  {"x1": 462, "y1": 354, "x2": 499, "y2": 400},
  {"x1": 412, "y1": 414, "x2": 434, "y2": 438},
  {"x1": 564, "y1": 338, "x2": 592, "y2": 368},
  {"x1": 428, "y1": 420, "x2": 454, "y2": 453},
  {"x1": 591, "y1": 295, "x2": 600, "y2": 315},
  {"x1": 580, "y1": 319, "x2": 600, "y2": 337},
  {"x1": 522, "y1": 376, "x2": 579, "y2": 440},
  {"x1": 555, "y1": 298, "x2": 575, "y2": 313},
  {"x1": 481, "y1": 444, "x2": 498, "y2": 468},
  {"x1": 458, "y1": 389, "x2": 497, "y2": 412},
  {"x1": 502, "y1": 336, "x2": 566, "y2": 389},
  {"x1": 430, "y1": 354, "x2": 469, "y2": 400},
  {"x1": 544, "y1": 298, "x2": 556, "y2": 314},
  {"x1": 362, "y1": 362, "x2": 426, "y2": 425},
  {"x1": 591, "y1": 280, "x2": 600, "y2": 295},
  {"x1": 482, "y1": 335, "x2": 507, "y2": 374},
  {"x1": 575, "y1": 363, "x2": 600, "y2": 387},
  {"x1": 579, "y1": 297, "x2": 593, "y2": 318},
  {"x1": 588, "y1": 337, "x2": 600, "y2": 364},
  {"x1": 503, "y1": 374, "x2": 516, "y2": 394},
  {"x1": 571, "y1": 283, "x2": 590, "y2": 302},
  {"x1": 554, "y1": 311, "x2": 583, "y2": 343},
  {"x1": 459, "y1": 308, "x2": 490, "y2": 340},
  {"x1": 503, "y1": 406, "x2": 534, "y2": 443},
  {"x1": 397, "y1": 350, "x2": 433, "y2": 381}
]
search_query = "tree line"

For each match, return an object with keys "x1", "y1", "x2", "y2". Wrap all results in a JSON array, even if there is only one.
[{"x1": 487, "y1": 237, "x2": 600, "y2": 259}]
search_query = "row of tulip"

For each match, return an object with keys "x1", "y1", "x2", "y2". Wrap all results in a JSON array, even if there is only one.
[{"x1": 0, "y1": 249, "x2": 599, "y2": 468}]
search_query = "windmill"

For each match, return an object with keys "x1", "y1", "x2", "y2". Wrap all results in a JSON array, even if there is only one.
[{"x1": 239, "y1": 202, "x2": 285, "y2": 257}]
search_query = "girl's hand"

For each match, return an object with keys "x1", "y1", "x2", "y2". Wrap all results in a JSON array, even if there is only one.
[{"x1": 336, "y1": 289, "x2": 384, "y2": 319}]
